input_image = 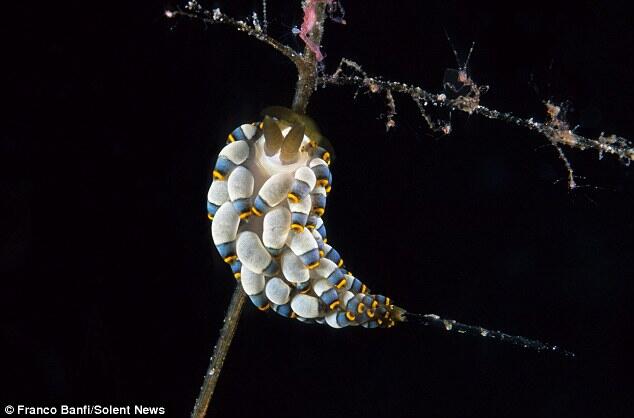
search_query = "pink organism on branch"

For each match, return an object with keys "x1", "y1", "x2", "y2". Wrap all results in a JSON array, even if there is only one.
[{"x1": 299, "y1": 0, "x2": 345, "y2": 61}]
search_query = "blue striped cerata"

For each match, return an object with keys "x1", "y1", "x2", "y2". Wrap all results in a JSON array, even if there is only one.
[{"x1": 207, "y1": 106, "x2": 403, "y2": 329}]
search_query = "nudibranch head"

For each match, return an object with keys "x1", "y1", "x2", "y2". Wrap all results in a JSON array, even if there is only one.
[{"x1": 207, "y1": 107, "x2": 401, "y2": 328}]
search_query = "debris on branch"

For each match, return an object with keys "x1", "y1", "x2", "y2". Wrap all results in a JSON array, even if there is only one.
[{"x1": 167, "y1": 3, "x2": 634, "y2": 177}]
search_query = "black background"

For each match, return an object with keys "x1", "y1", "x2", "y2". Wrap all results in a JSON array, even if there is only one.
[{"x1": 3, "y1": 1, "x2": 634, "y2": 417}]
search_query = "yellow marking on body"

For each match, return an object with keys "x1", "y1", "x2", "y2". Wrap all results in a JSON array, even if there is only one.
[
  {"x1": 384, "y1": 312, "x2": 390, "y2": 319},
  {"x1": 207, "y1": 213, "x2": 214, "y2": 221},
  {"x1": 306, "y1": 223, "x2": 315, "y2": 230},
  {"x1": 307, "y1": 260, "x2": 320, "y2": 270},
  {"x1": 323, "y1": 152, "x2": 331, "y2": 164},
  {"x1": 224, "y1": 255, "x2": 237, "y2": 264},
  {"x1": 313, "y1": 208, "x2": 325, "y2": 216},
  {"x1": 337, "y1": 259, "x2": 343, "y2": 267},
  {"x1": 251, "y1": 206, "x2": 263, "y2": 216},
  {"x1": 367, "y1": 309, "x2": 375, "y2": 318},
  {"x1": 239, "y1": 211, "x2": 252, "y2": 220},
  {"x1": 329, "y1": 300, "x2": 340, "y2": 310},
  {"x1": 258, "y1": 303, "x2": 270, "y2": 311},
  {"x1": 287, "y1": 192, "x2": 300, "y2": 203},
  {"x1": 325, "y1": 184, "x2": 331, "y2": 193},
  {"x1": 385, "y1": 297, "x2": 391, "y2": 306},
  {"x1": 212, "y1": 170, "x2": 225, "y2": 180},
  {"x1": 300, "y1": 286, "x2": 311, "y2": 294},
  {"x1": 227, "y1": 133, "x2": 236, "y2": 143},
  {"x1": 372, "y1": 300, "x2": 379, "y2": 309},
  {"x1": 377, "y1": 319, "x2": 383, "y2": 326},
  {"x1": 319, "y1": 250, "x2": 325, "y2": 257},
  {"x1": 259, "y1": 122, "x2": 264, "y2": 129},
  {"x1": 357, "y1": 303, "x2": 366, "y2": 314},
  {"x1": 336, "y1": 278, "x2": 347, "y2": 289},
  {"x1": 346, "y1": 311, "x2": 356, "y2": 321},
  {"x1": 361, "y1": 284, "x2": 367, "y2": 293},
  {"x1": 317, "y1": 179, "x2": 329, "y2": 187},
  {"x1": 290, "y1": 224, "x2": 304, "y2": 233},
  {"x1": 323, "y1": 238, "x2": 328, "y2": 244},
  {"x1": 234, "y1": 272, "x2": 241, "y2": 280}
]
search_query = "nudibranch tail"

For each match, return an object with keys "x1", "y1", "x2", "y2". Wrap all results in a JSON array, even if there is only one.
[
  {"x1": 208, "y1": 107, "x2": 400, "y2": 328},
  {"x1": 206, "y1": 108, "x2": 575, "y2": 356}
]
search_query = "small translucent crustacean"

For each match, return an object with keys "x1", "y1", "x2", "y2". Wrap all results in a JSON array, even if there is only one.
[{"x1": 207, "y1": 106, "x2": 404, "y2": 328}]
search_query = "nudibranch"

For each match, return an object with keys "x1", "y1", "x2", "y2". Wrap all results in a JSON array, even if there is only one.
[{"x1": 207, "y1": 106, "x2": 404, "y2": 328}]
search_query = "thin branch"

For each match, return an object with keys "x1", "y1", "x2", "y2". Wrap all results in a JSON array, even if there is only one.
[
  {"x1": 384, "y1": 89, "x2": 396, "y2": 131},
  {"x1": 166, "y1": 6, "x2": 302, "y2": 67},
  {"x1": 168, "y1": 2, "x2": 330, "y2": 416},
  {"x1": 191, "y1": 285, "x2": 246, "y2": 418},
  {"x1": 474, "y1": 105, "x2": 634, "y2": 163},
  {"x1": 319, "y1": 58, "x2": 634, "y2": 175},
  {"x1": 292, "y1": 1, "x2": 329, "y2": 114},
  {"x1": 262, "y1": 0, "x2": 268, "y2": 34},
  {"x1": 406, "y1": 313, "x2": 575, "y2": 358},
  {"x1": 170, "y1": 3, "x2": 628, "y2": 415},
  {"x1": 551, "y1": 143, "x2": 576, "y2": 189},
  {"x1": 167, "y1": 1, "x2": 329, "y2": 115}
]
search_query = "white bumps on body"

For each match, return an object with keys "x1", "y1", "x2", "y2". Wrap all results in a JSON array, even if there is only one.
[{"x1": 207, "y1": 112, "x2": 402, "y2": 328}]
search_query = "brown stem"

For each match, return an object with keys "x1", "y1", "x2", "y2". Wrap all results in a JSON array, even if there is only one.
[
  {"x1": 191, "y1": 285, "x2": 246, "y2": 418},
  {"x1": 169, "y1": 2, "x2": 349, "y2": 417},
  {"x1": 291, "y1": 2, "x2": 328, "y2": 114},
  {"x1": 169, "y1": 4, "x2": 327, "y2": 116},
  {"x1": 179, "y1": 3, "x2": 328, "y2": 416}
]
